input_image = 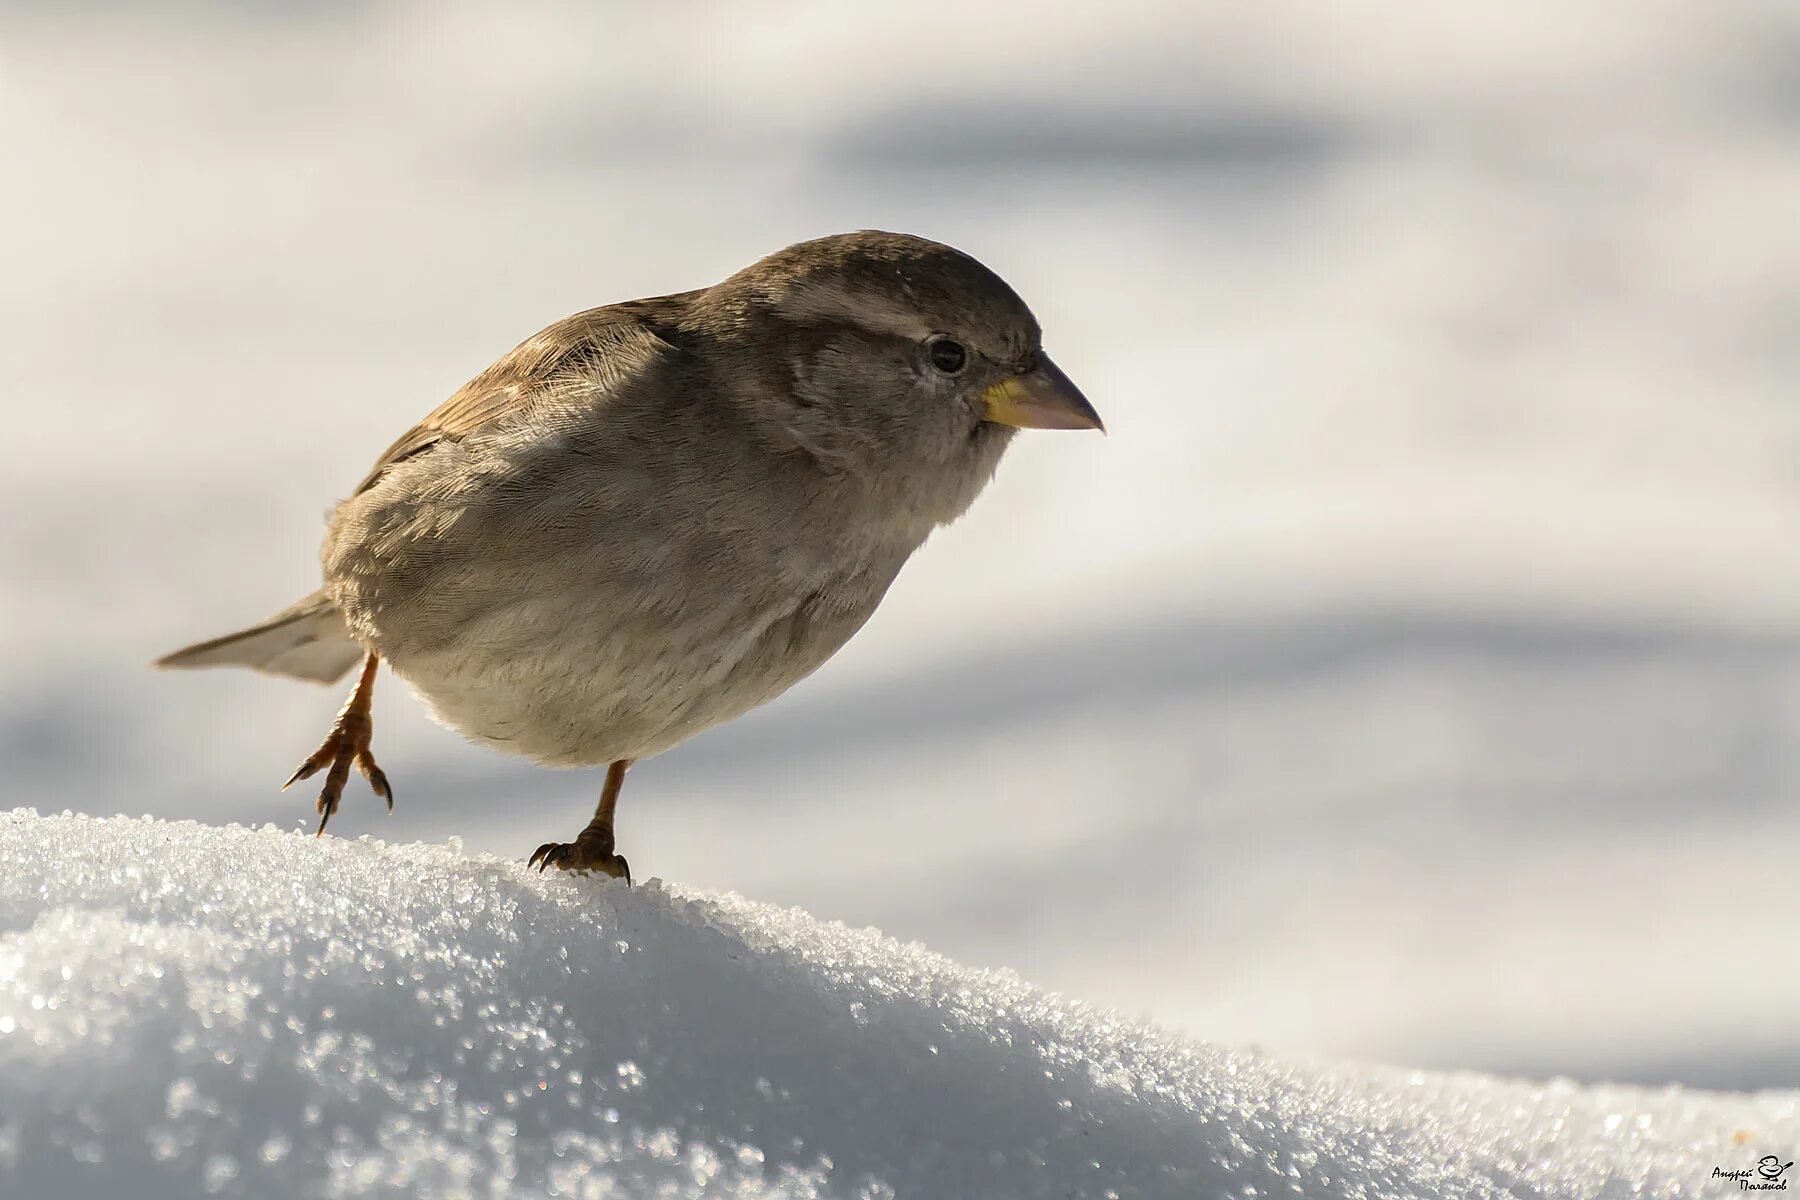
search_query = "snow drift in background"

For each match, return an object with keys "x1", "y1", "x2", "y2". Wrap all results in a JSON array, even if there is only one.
[
  {"x1": 0, "y1": 812, "x2": 1792, "y2": 1199},
  {"x1": 6, "y1": 0, "x2": 1800, "y2": 1085}
]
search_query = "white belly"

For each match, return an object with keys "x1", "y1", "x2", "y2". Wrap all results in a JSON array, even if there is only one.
[
  {"x1": 378, "y1": 558, "x2": 896, "y2": 768},
  {"x1": 387, "y1": 590, "x2": 797, "y2": 767}
]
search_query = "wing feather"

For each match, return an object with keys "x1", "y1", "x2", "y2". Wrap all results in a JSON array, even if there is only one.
[{"x1": 352, "y1": 294, "x2": 695, "y2": 495}]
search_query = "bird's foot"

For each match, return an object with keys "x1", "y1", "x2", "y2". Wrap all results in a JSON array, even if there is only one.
[
  {"x1": 283, "y1": 679, "x2": 390, "y2": 837},
  {"x1": 529, "y1": 827, "x2": 630, "y2": 883}
]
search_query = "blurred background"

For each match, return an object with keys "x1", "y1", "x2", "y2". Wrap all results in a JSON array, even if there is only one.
[{"x1": 4, "y1": 0, "x2": 1799, "y2": 1090}]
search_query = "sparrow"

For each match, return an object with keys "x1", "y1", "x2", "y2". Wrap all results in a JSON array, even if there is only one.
[{"x1": 157, "y1": 231, "x2": 1103, "y2": 880}]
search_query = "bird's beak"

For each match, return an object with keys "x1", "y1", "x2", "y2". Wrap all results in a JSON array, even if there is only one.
[{"x1": 980, "y1": 353, "x2": 1105, "y2": 432}]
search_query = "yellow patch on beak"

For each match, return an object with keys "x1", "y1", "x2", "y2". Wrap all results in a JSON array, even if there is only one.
[{"x1": 980, "y1": 353, "x2": 1104, "y2": 432}]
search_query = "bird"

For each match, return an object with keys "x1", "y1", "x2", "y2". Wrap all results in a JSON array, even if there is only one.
[{"x1": 156, "y1": 230, "x2": 1104, "y2": 881}]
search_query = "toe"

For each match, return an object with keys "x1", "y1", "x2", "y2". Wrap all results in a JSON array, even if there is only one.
[
  {"x1": 565, "y1": 852, "x2": 630, "y2": 881},
  {"x1": 283, "y1": 757, "x2": 324, "y2": 791},
  {"x1": 358, "y1": 755, "x2": 393, "y2": 810},
  {"x1": 527, "y1": 843, "x2": 632, "y2": 879},
  {"x1": 282, "y1": 734, "x2": 344, "y2": 791}
]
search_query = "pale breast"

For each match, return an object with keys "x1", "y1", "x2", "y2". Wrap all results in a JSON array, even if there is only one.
[
  {"x1": 325, "y1": 411, "x2": 913, "y2": 767},
  {"x1": 380, "y1": 553, "x2": 900, "y2": 767}
]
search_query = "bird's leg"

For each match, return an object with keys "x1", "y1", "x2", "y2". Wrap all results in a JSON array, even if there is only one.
[
  {"x1": 529, "y1": 759, "x2": 632, "y2": 882},
  {"x1": 283, "y1": 651, "x2": 391, "y2": 837}
]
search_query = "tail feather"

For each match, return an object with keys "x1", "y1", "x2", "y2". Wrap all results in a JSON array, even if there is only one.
[{"x1": 155, "y1": 590, "x2": 363, "y2": 685}]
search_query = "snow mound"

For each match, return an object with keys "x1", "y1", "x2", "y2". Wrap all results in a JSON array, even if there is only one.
[{"x1": 0, "y1": 811, "x2": 1792, "y2": 1199}]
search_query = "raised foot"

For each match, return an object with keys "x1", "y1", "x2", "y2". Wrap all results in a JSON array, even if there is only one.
[
  {"x1": 529, "y1": 832, "x2": 631, "y2": 883},
  {"x1": 283, "y1": 713, "x2": 390, "y2": 838}
]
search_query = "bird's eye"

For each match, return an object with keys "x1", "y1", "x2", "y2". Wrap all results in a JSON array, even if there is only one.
[{"x1": 927, "y1": 338, "x2": 967, "y2": 375}]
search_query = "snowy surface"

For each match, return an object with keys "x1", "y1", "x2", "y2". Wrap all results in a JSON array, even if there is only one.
[{"x1": 1, "y1": 812, "x2": 1794, "y2": 1199}]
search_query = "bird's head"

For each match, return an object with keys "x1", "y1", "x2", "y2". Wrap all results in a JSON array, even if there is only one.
[{"x1": 695, "y1": 231, "x2": 1101, "y2": 511}]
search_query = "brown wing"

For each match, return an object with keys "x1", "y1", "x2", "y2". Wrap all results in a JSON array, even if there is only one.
[{"x1": 352, "y1": 293, "x2": 698, "y2": 495}]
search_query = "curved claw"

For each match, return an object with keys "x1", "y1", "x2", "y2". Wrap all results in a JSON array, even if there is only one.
[
  {"x1": 283, "y1": 753, "x2": 329, "y2": 792},
  {"x1": 527, "y1": 840, "x2": 629, "y2": 883},
  {"x1": 357, "y1": 752, "x2": 393, "y2": 811}
]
